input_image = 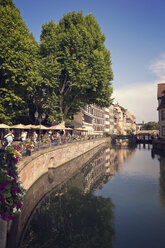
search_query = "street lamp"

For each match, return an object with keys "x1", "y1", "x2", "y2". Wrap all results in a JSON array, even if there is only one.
[{"x1": 34, "y1": 111, "x2": 46, "y2": 147}]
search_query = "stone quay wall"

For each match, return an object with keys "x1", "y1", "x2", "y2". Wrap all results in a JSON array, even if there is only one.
[
  {"x1": 152, "y1": 139, "x2": 165, "y2": 153},
  {"x1": 17, "y1": 138, "x2": 110, "y2": 191}
]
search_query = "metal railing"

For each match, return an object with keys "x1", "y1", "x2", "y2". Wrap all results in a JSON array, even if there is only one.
[{"x1": 19, "y1": 135, "x2": 105, "y2": 158}]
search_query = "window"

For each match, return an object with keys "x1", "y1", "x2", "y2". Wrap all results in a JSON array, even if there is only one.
[
  {"x1": 162, "y1": 126, "x2": 165, "y2": 136},
  {"x1": 161, "y1": 109, "x2": 165, "y2": 120},
  {"x1": 84, "y1": 114, "x2": 93, "y2": 124}
]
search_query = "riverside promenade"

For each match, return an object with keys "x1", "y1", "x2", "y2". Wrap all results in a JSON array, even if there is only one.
[{"x1": 17, "y1": 137, "x2": 110, "y2": 190}]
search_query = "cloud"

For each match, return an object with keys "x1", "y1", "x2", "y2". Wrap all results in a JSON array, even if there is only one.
[
  {"x1": 112, "y1": 53, "x2": 165, "y2": 123},
  {"x1": 149, "y1": 53, "x2": 165, "y2": 81},
  {"x1": 112, "y1": 82, "x2": 158, "y2": 123}
]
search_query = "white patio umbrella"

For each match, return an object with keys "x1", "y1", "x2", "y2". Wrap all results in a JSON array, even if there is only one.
[
  {"x1": 49, "y1": 123, "x2": 65, "y2": 130},
  {"x1": 10, "y1": 124, "x2": 26, "y2": 129},
  {"x1": 65, "y1": 127, "x2": 73, "y2": 130},
  {"x1": 35, "y1": 125, "x2": 49, "y2": 130},
  {"x1": 0, "y1": 123, "x2": 10, "y2": 129},
  {"x1": 23, "y1": 124, "x2": 37, "y2": 129}
]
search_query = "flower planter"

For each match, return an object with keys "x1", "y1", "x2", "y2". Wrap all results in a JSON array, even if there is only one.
[{"x1": 26, "y1": 149, "x2": 31, "y2": 156}]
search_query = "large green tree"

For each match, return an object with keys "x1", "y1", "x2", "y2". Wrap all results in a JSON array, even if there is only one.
[
  {"x1": 40, "y1": 11, "x2": 113, "y2": 123},
  {"x1": 0, "y1": 0, "x2": 41, "y2": 124}
]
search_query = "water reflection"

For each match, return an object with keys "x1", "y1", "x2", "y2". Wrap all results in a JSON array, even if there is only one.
[
  {"x1": 151, "y1": 149, "x2": 165, "y2": 209},
  {"x1": 159, "y1": 156, "x2": 165, "y2": 208},
  {"x1": 7, "y1": 146, "x2": 137, "y2": 248},
  {"x1": 22, "y1": 186, "x2": 115, "y2": 248}
]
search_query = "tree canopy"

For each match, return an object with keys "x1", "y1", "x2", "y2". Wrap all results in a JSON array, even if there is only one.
[
  {"x1": 143, "y1": 121, "x2": 159, "y2": 130},
  {"x1": 0, "y1": 2, "x2": 113, "y2": 125},
  {"x1": 40, "y1": 11, "x2": 113, "y2": 123},
  {"x1": 0, "y1": 0, "x2": 41, "y2": 124}
]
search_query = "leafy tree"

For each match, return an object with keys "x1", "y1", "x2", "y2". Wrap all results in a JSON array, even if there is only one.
[
  {"x1": 0, "y1": 0, "x2": 41, "y2": 124},
  {"x1": 143, "y1": 121, "x2": 159, "y2": 130},
  {"x1": 40, "y1": 11, "x2": 113, "y2": 123},
  {"x1": 22, "y1": 187, "x2": 115, "y2": 248}
]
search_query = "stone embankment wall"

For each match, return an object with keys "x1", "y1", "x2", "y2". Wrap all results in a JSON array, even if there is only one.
[
  {"x1": 153, "y1": 139, "x2": 165, "y2": 153},
  {"x1": 17, "y1": 138, "x2": 109, "y2": 191}
]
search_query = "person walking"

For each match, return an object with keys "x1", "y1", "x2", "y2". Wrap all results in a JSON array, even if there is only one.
[
  {"x1": 2, "y1": 130, "x2": 14, "y2": 149},
  {"x1": 20, "y1": 131, "x2": 27, "y2": 144},
  {"x1": 32, "y1": 131, "x2": 38, "y2": 144}
]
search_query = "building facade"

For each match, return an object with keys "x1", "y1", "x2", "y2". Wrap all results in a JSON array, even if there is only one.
[
  {"x1": 157, "y1": 83, "x2": 165, "y2": 139},
  {"x1": 72, "y1": 103, "x2": 136, "y2": 136},
  {"x1": 73, "y1": 104, "x2": 105, "y2": 135},
  {"x1": 104, "y1": 104, "x2": 115, "y2": 134}
]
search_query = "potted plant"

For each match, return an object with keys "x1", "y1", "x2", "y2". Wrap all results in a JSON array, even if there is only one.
[
  {"x1": 0, "y1": 167, "x2": 25, "y2": 221},
  {"x1": 5, "y1": 145, "x2": 22, "y2": 167},
  {"x1": 24, "y1": 139, "x2": 34, "y2": 155},
  {"x1": 42, "y1": 136, "x2": 49, "y2": 143}
]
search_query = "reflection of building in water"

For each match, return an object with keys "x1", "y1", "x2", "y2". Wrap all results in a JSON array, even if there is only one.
[
  {"x1": 83, "y1": 148, "x2": 107, "y2": 193},
  {"x1": 83, "y1": 147, "x2": 136, "y2": 193},
  {"x1": 159, "y1": 155, "x2": 165, "y2": 208},
  {"x1": 116, "y1": 148, "x2": 136, "y2": 171},
  {"x1": 105, "y1": 147, "x2": 116, "y2": 175}
]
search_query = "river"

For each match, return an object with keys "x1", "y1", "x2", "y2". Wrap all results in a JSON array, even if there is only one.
[{"x1": 7, "y1": 144, "x2": 165, "y2": 248}]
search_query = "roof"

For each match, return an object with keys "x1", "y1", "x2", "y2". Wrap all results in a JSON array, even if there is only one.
[{"x1": 157, "y1": 83, "x2": 165, "y2": 99}]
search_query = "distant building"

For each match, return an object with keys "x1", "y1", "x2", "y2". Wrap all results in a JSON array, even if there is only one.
[
  {"x1": 104, "y1": 104, "x2": 115, "y2": 134},
  {"x1": 72, "y1": 104, "x2": 105, "y2": 135},
  {"x1": 157, "y1": 83, "x2": 165, "y2": 139},
  {"x1": 125, "y1": 110, "x2": 136, "y2": 134},
  {"x1": 72, "y1": 102, "x2": 136, "y2": 136},
  {"x1": 136, "y1": 122, "x2": 145, "y2": 131},
  {"x1": 113, "y1": 104, "x2": 136, "y2": 134}
]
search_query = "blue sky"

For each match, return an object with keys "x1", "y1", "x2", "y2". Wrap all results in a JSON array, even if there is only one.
[{"x1": 14, "y1": 0, "x2": 165, "y2": 122}]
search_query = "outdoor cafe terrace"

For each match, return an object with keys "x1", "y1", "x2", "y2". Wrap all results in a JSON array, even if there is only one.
[{"x1": 0, "y1": 123, "x2": 99, "y2": 159}]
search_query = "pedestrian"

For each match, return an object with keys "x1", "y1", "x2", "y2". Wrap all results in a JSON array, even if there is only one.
[
  {"x1": 57, "y1": 132, "x2": 62, "y2": 145},
  {"x1": 20, "y1": 131, "x2": 27, "y2": 144},
  {"x1": 2, "y1": 130, "x2": 14, "y2": 149},
  {"x1": 32, "y1": 131, "x2": 38, "y2": 144}
]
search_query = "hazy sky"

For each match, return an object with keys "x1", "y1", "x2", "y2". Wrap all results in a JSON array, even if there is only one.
[{"x1": 14, "y1": 0, "x2": 165, "y2": 122}]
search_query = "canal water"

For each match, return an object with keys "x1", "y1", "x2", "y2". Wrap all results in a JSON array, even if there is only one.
[{"x1": 7, "y1": 145, "x2": 165, "y2": 248}]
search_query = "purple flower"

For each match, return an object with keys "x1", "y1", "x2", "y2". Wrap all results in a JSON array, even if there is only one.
[
  {"x1": 12, "y1": 187, "x2": 21, "y2": 193},
  {"x1": 8, "y1": 215, "x2": 16, "y2": 221},
  {"x1": 8, "y1": 170, "x2": 16, "y2": 178},
  {"x1": 1, "y1": 184, "x2": 6, "y2": 188},
  {"x1": 11, "y1": 179, "x2": 17, "y2": 185},
  {"x1": 1, "y1": 212, "x2": 8, "y2": 220},
  {"x1": 4, "y1": 180, "x2": 10, "y2": 185},
  {"x1": 0, "y1": 195, "x2": 4, "y2": 202},
  {"x1": 16, "y1": 201, "x2": 22, "y2": 208}
]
